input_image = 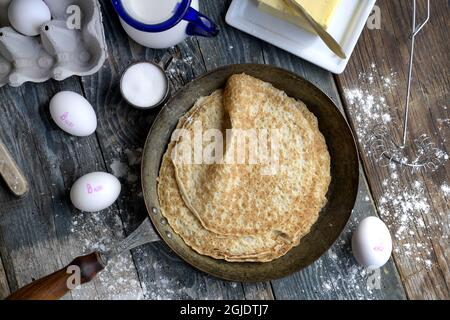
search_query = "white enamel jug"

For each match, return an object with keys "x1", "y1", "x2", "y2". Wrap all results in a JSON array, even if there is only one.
[{"x1": 112, "y1": 0, "x2": 219, "y2": 49}]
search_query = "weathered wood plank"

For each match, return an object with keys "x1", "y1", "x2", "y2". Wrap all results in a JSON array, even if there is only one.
[
  {"x1": 0, "y1": 256, "x2": 9, "y2": 299},
  {"x1": 336, "y1": 0, "x2": 449, "y2": 299},
  {"x1": 261, "y1": 43, "x2": 406, "y2": 300},
  {"x1": 242, "y1": 283, "x2": 275, "y2": 300},
  {"x1": 0, "y1": 78, "x2": 141, "y2": 300},
  {"x1": 198, "y1": 0, "x2": 267, "y2": 67}
]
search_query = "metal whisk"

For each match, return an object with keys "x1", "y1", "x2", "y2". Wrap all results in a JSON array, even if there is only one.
[{"x1": 368, "y1": 0, "x2": 447, "y2": 171}]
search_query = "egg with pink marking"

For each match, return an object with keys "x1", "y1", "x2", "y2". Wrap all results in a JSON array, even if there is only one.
[
  {"x1": 50, "y1": 91, "x2": 97, "y2": 137},
  {"x1": 352, "y1": 216, "x2": 393, "y2": 268},
  {"x1": 70, "y1": 172, "x2": 121, "y2": 212}
]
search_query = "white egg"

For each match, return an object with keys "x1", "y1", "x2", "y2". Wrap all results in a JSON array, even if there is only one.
[
  {"x1": 8, "y1": 0, "x2": 52, "y2": 36},
  {"x1": 50, "y1": 91, "x2": 97, "y2": 137},
  {"x1": 352, "y1": 216, "x2": 393, "y2": 269},
  {"x1": 70, "y1": 172, "x2": 121, "y2": 213}
]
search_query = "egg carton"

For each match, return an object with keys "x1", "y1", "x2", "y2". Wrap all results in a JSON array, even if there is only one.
[{"x1": 0, "y1": 0, "x2": 107, "y2": 87}]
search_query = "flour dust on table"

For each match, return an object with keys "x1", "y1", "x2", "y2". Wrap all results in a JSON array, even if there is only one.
[
  {"x1": 441, "y1": 183, "x2": 450, "y2": 197},
  {"x1": 109, "y1": 147, "x2": 143, "y2": 191},
  {"x1": 68, "y1": 210, "x2": 144, "y2": 299},
  {"x1": 319, "y1": 210, "x2": 387, "y2": 300},
  {"x1": 345, "y1": 63, "x2": 448, "y2": 172},
  {"x1": 344, "y1": 63, "x2": 449, "y2": 272}
]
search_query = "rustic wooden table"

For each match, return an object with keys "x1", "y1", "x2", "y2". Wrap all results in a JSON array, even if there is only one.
[{"x1": 0, "y1": 0, "x2": 448, "y2": 300}]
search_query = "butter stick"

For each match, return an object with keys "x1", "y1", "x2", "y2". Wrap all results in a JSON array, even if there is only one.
[{"x1": 258, "y1": 0, "x2": 341, "y2": 33}]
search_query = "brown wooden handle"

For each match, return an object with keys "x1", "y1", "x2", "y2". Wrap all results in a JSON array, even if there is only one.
[
  {"x1": 6, "y1": 252, "x2": 106, "y2": 300},
  {"x1": 0, "y1": 138, "x2": 28, "y2": 197}
]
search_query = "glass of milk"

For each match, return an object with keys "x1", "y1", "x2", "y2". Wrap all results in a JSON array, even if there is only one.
[
  {"x1": 120, "y1": 61, "x2": 170, "y2": 109},
  {"x1": 111, "y1": 0, "x2": 219, "y2": 49}
]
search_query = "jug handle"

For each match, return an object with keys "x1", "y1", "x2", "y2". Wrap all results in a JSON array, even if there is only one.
[{"x1": 184, "y1": 8, "x2": 219, "y2": 37}]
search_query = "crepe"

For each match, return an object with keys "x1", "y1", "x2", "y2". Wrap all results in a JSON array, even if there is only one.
[
  {"x1": 173, "y1": 74, "x2": 330, "y2": 240},
  {"x1": 157, "y1": 74, "x2": 331, "y2": 262},
  {"x1": 158, "y1": 91, "x2": 293, "y2": 262}
]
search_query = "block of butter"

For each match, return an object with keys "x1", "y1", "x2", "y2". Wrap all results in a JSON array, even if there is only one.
[{"x1": 258, "y1": 0, "x2": 341, "y2": 33}]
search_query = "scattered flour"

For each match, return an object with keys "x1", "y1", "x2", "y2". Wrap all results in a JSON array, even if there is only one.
[
  {"x1": 97, "y1": 254, "x2": 145, "y2": 300},
  {"x1": 344, "y1": 64, "x2": 397, "y2": 145},
  {"x1": 125, "y1": 148, "x2": 142, "y2": 166},
  {"x1": 109, "y1": 148, "x2": 143, "y2": 185},
  {"x1": 110, "y1": 160, "x2": 128, "y2": 178},
  {"x1": 437, "y1": 118, "x2": 449, "y2": 144},
  {"x1": 68, "y1": 210, "x2": 144, "y2": 300},
  {"x1": 168, "y1": 54, "x2": 195, "y2": 78},
  {"x1": 378, "y1": 179, "x2": 436, "y2": 264},
  {"x1": 344, "y1": 63, "x2": 449, "y2": 271},
  {"x1": 318, "y1": 215, "x2": 384, "y2": 300},
  {"x1": 441, "y1": 183, "x2": 450, "y2": 196},
  {"x1": 345, "y1": 64, "x2": 449, "y2": 170}
]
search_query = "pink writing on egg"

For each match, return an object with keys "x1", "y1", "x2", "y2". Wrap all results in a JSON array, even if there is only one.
[
  {"x1": 60, "y1": 112, "x2": 75, "y2": 127},
  {"x1": 87, "y1": 183, "x2": 103, "y2": 194},
  {"x1": 373, "y1": 245, "x2": 385, "y2": 252}
]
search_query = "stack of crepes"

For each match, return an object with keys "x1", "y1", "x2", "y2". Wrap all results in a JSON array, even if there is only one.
[{"x1": 157, "y1": 74, "x2": 331, "y2": 262}]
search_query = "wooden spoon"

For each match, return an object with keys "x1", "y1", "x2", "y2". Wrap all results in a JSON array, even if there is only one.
[{"x1": 0, "y1": 138, "x2": 28, "y2": 197}]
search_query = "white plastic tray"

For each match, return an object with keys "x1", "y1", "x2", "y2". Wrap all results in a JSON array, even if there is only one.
[{"x1": 226, "y1": 0, "x2": 376, "y2": 74}]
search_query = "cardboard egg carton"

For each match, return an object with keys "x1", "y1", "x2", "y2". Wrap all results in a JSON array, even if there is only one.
[{"x1": 0, "y1": 0, "x2": 107, "y2": 87}]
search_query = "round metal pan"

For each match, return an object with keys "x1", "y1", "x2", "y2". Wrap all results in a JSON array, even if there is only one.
[{"x1": 141, "y1": 64, "x2": 359, "y2": 282}]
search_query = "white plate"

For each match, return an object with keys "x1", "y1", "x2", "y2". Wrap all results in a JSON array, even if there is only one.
[{"x1": 225, "y1": 0, "x2": 376, "y2": 74}]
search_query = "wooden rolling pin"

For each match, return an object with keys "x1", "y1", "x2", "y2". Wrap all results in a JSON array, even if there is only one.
[{"x1": 0, "y1": 138, "x2": 28, "y2": 197}]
